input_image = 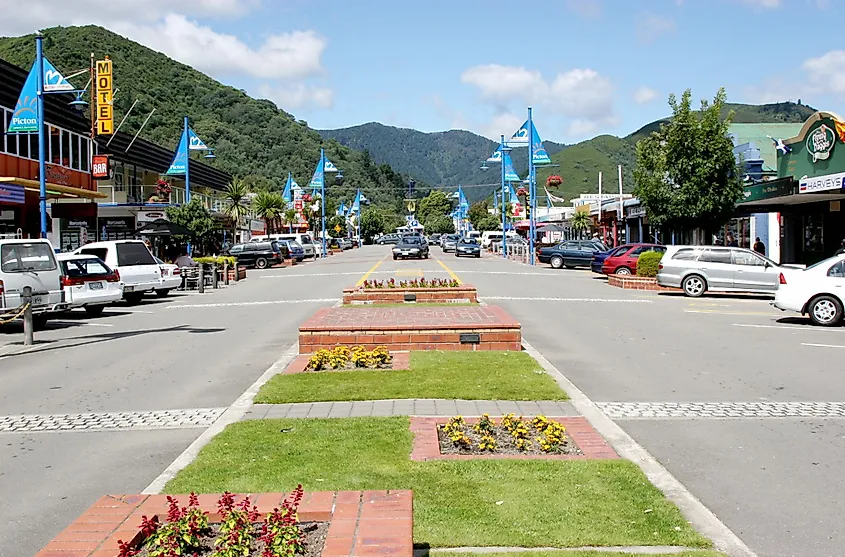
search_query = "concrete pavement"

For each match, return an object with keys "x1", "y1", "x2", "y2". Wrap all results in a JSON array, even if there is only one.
[{"x1": 0, "y1": 248, "x2": 384, "y2": 557}]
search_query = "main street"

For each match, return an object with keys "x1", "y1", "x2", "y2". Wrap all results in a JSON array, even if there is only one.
[{"x1": 3, "y1": 244, "x2": 843, "y2": 557}]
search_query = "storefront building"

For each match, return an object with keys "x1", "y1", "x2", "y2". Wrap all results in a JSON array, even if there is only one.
[{"x1": 736, "y1": 111, "x2": 845, "y2": 264}]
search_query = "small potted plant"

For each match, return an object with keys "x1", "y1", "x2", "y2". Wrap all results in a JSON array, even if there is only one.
[{"x1": 546, "y1": 175, "x2": 562, "y2": 188}]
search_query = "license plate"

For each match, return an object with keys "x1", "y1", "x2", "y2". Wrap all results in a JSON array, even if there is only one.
[
  {"x1": 89, "y1": 282, "x2": 104, "y2": 290},
  {"x1": 33, "y1": 296, "x2": 42, "y2": 305},
  {"x1": 124, "y1": 285, "x2": 134, "y2": 292},
  {"x1": 402, "y1": 251, "x2": 410, "y2": 255}
]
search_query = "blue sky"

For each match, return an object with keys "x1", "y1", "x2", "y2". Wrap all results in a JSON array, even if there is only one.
[{"x1": 4, "y1": 0, "x2": 843, "y2": 143}]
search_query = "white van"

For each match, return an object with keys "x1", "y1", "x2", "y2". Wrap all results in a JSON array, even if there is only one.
[
  {"x1": 0, "y1": 239, "x2": 67, "y2": 325},
  {"x1": 277, "y1": 233, "x2": 316, "y2": 258},
  {"x1": 74, "y1": 240, "x2": 161, "y2": 304},
  {"x1": 481, "y1": 230, "x2": 519, "y2": 249}
]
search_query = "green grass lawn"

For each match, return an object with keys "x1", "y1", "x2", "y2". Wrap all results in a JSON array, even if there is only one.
[
  {"x1": 255, "y1": 351, "x2": 567, "y2": 403},
  {"x1": 166, "y1": 417, "x2": 709, "y2": 549}
]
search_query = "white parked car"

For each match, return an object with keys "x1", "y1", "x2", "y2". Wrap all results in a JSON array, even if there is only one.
[
  {"x1": 774, "y1": 254, "x2": 845, "y2": 326},
  {"x1": 0, "y1": 239, "x2": 67, "y2": 327},
  {"x1": 154, "y1": 257, "x2": 182, "y2": 295},
  {"x1": 74, "y1": 240, "x2": 161, "y2": 304},
  {"x1": 56, "y1": 254, "x2": 123, "y2": 316},
  {"x1": 277, "y1": 234, "x2": 317, "y2": 259}
]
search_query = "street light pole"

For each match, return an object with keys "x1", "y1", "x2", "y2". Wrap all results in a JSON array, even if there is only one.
[
  {"x1": 35, "y1": 33, "x2": 47, "y2": 239},
  {"x1": 527, "y1": 107, "x2": 536, "y2": 265},
  {"x1": 500, "y1": 135, "x2": 508, "y2": 259},
  {"x1": 183, "y1": 115, "x2": 191, "y2": 203},
  {"x1": 320, "y1": 147, "x2": 327, "y2": 258}
]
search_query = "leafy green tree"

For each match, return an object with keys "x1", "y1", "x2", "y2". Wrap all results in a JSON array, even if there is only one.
[
  {"x1": 424, "y1": 215, "x2": 455, "y2": 235},
  {"x1": 476, "y1": 215, "x2": 501, "y2": 232},
  {"x1": 359, "y1": 209, "x2": 385, "y2": 243},
  {"x1": 166, "y1": 199, "x2": 217, "y2": 253},
  {"x1": 467, "y1": 200, "x2": 490, "y2": 229},
  {"x1": 327, "y1": 215, "x2": 346, "y2": 238},
  {"x1": 253, "y1": 191, "x2": 285, "y2": 234},
  {"x1": 416, "y1": 191, "x2": 453, "y2": 224},
  {"x1": 633, "y1": 88, "x2": 743, "y2": 233},
  {"x1": 282, "y1": 208, "x2": 298, "y2": 232},
  {"x1": 570, "y1": 211, "x2": 592, "y2": 233}
]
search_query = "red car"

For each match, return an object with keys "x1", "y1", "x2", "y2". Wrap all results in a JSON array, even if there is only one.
[{"x1": 601, "y1": 243, "x2": 666, "y2": 275}]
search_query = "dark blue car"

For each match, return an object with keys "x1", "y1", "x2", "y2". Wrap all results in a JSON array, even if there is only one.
[{"x1": 538, "y1": 240, "x2": 607, "y2": 269}]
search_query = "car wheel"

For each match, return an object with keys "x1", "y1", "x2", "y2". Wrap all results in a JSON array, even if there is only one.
[
  {"x1": 682, "y1": 274, "x2": 706, "y2": 298},
  {"x1": 550, "y1": 255, "x2": 564, "y2": 269},
  {"x1": 125, "y1": 292, "x2": 144, "y2": 305},
  {"x1": 255, "y1": 257, "x2": 268, "y2": 269},
  {"x1": 475, "y1": 253, "x2": 481, "y2": 258},
  {"x1": 155, "y1": 289, "x2": 171, "y2": 298},
  {"x1": 85, "y1": 305, "x2": 105, "y2": 317},
  {"x1": 615, "y1": 266, "x2": 632, "y2": 275},
  {"x1": 393, "y1": 255, "x2": 398, "y2": 260},
  {"x1": 808, "y1": 295, "x2": 843, "y2": 326}
]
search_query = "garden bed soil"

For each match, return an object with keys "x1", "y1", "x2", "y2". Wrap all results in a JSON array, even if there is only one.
[
  {"x1": 342, "y1": 284, "x2": 478, "y2": 305},
  {"x1": 136, "y1": 521, "x2": 327, "y2": 557},
  {"x1": 283, "y1": 352, "x2": 411, "y2": 374},
  {"x1": 437, "y1": 423, "x2": 582, "y2": 457}
]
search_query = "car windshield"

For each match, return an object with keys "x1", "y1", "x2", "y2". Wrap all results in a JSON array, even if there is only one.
[
  {"x1": 461, "y1": 238, "x2": 478, "y2": 245},
  {"x1": 1, "y1": 243, "x2": 57, "y2": 272},
  {"x1": 401, "y1": 237, "x2": 421, "y2": 244},
  {"x1": 805, "y1": 255, "x2": 844, "y2": 271}
]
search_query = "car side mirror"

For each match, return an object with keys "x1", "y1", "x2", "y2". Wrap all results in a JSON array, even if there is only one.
[{"x1": 764, "y1": 261, "x2": 771, "y2": 268}]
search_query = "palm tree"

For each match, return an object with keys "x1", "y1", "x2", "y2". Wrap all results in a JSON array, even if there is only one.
[
  {"x1": 253, "y1": 191, "x2": 285, "y2": 234},
  {"x1": 222, "y1": 178, "x2": 251, "y2": 242},
  {"x1": 570, "y1": 211, "x2": 592, "y2": 237},
  {"x1": 283, "y1": 208, "x2": 298, "y2": 233}
]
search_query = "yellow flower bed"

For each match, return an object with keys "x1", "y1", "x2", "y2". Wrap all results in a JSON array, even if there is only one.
[{"x1": 306, "y1": 345, "x2": 393, "y2": 371}]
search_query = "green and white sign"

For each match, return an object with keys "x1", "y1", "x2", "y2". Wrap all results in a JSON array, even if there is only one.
[{"x1": 807, "y1": 123, "x2": 836, "y2": 162}]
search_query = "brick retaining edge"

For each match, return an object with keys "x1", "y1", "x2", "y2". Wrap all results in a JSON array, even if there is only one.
[
  {"x1": 34, "y1": 490, "x2": 412, "y2": 557},
  {"x1": 607, "y1": 275, "x2": 679, "y2": 291},
  {"x1": 342, "y1": 285, "x2": 478, "y2": 305}
]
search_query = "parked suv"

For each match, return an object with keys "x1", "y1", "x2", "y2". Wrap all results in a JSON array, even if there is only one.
[
  {"x1": 1, "y1": 239, "x2": 66, "y2": 326},
  {"x1": 657, "y1": 245, "x2": 786, "y2": 297},
  {"x1": 227, "y1": 242, "x2": 285, "y2": 269},
  {"x1": 75, "y1": 240, "x2": 161, "y2": 304}
]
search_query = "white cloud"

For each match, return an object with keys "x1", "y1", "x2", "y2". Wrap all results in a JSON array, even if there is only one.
[
  {"x1": 566, "y1": 0, "x2": 601, "y2": 18},
  {"x1": 746, "y1": 49, "x2": 845, "y2": 104},
  {"x1": 478, "y1": 112, "x2": 525, "y2": 142},
  {"x1": 637, "y1": 14, "x2": 675, "y2": 44},
  {"x1": 802, "y1": 50, "x2": 845, "y2": 95},
  {"x1": 460, "y1": 64, "x2": 618, "y2": 137},
  {"x1": 736, "y1": 0, "x2": 781, "y2": 8},
  {"x1": 633, "y1": 86, "x2": 659, "y2": 104},
  {"x1": 258, "y1": 83, "x2": 333, "y2": 110}
]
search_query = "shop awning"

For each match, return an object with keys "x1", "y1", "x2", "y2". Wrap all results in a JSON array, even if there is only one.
[{"x1": 0, "y1": 177, "x2": 107, "y2": 199}]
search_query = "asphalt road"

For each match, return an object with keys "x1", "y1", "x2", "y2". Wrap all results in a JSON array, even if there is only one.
[
  {"x1": 0, "y1": 249, "x2": 385, "y2": 557},
  {"x1": 5, "y1": 243, "x2": 843, "y2": 557}
]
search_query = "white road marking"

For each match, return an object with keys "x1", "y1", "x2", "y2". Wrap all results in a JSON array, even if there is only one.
[
  {"x1": 802, "y1": 343, "x2": 845, "y2": 349},
  {"x1": 259, "y1": 269, "x2": 561, "y2": 279},
  {"x1": 482, "y1": 296, "x2": 652, "y2": 303},
  {"x1": 166, "y1": 299, "x2": 339, "y2": 309},
  {"x1": 732, "y1": 323, "x2": 838, "y2": 331},
  {"x1": 684, "y1": 309, "x2": 778, "y2": 316},
  {"x1": 49, "y1": 321, "x2": 114, "y2": 327},
  {"x1": 106, "y1": 309, "x2": 156, "y2": 314}
]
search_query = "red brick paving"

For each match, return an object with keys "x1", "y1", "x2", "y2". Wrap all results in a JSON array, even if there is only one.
[
  {"x1": 409, "y1": 416, "x2": 619, "y2": 461},
  {"x1": 283, "y1": 352, "x2": 411, "y2": 374},
  {"x1": 34, "y1": 491, "x2": 412, "y2": 557},
  {"x1": 299, "y1": 305, "x2": 521, "y2": 353}
]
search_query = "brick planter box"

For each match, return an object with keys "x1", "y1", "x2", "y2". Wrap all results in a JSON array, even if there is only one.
[
  {"x1": 34, "y1": 490, "x2": 412, "y2": 557},
  {"x1": 607, "y1": 275, "x2": 679, "y2": 291},
  {"x1": 299, "y1": 305, "x2": 521, "y2": 354},
  {"x1": 410, "y1": 416, "x2": 618, "y2": 461},
  {"x1": 226, "y1": 266, "x2": 247, "y2": 281},
  {"x1": 283, "y1": 352, "x2": 411, "y2": 374},
  {"x1": 342, "y1": 285, "x2": 478, "y2": 305}
]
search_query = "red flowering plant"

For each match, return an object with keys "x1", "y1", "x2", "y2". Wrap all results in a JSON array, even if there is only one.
[
  {"x1": 129, "y1": 493, "x2": 210, "y2": 557},
  {"x1": 546, "y1": 175, "x2": 562, "y2": 188},
  {"x1": 154, "y1": 179, "x2": 172, "y2": 201},
  {"x1": 302, "y1": 193, "x2": 312, "y2": 203},
  {"x1": 516, "y1": 187, "x2": 529, "y2": 198},
  {"x1": 259, "y1": 485, "x2": 306, "y2": 557}
]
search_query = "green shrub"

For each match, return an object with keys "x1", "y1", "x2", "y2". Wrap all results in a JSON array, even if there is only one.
[
  {"x1": 636, "y1": 251, "x2": 663, "y2": 277},
  {"x1": 194, "y1": 256, "x2": 236, "y2": 267}
]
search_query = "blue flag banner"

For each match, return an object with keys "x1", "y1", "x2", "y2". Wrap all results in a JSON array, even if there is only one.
[
  {"x1": 486, "y1": 146, "x2": 503, "y2": 163},
  {"x1": 282, "y1": 173, "x2": 293, "y2": 203},
  {"x1": 506, "y1": 120, "x2": 552, "y2": 164},
  {"x1": 493, "y1": 193, "x2": 498, "y2": 211},
  {"x1": 531, "y1": 126, "x2": 552, "y2": 165},
  {"x1": 503, "y1": 152, "x2": 521, "y2": 182},
  {"x1": 309, "y1": 161, "x2": 325, "y2": 191},
  {"x1": 508, "y1": 184, "x2": 518, "y2": 204},
  {"x1": 506, "y1": 120, "x2": 530, "y2": 147},
  {"x1": 458, "y1": 187, "x2": 469, "y2": 212},
  {"x1": 165, "y1": 128, "x2": 189, "y2": 175},
  {"x1": 188, "y1": 128, "x2": 209, "y2": 150},
  {"x1": 42, "y1": 58, "x2": 75, "y2": 92},
  {"x1": 324, "y1": 158, "x2": 339, "y2": 173},
  {"x1": 7, "y1": 62, "x2": 38, "y2": 133},
  {"x1": 350, "y1": 190, "x2": 361, "y2": 214},
  {"x1": 337, "y1": 202, "x2": 347, "y2": 216}
]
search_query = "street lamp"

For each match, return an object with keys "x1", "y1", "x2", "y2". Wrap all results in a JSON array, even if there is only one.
[
  {"x1": 310, "y1": 148, "x2": 341, "y2": 258},
  {"x1": 481, "y1": 137, "x2": 512, "y2": 258}
]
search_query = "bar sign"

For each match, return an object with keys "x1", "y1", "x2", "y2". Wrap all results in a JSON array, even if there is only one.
[{"x1": 96, "y1": 59, "x2": 113, "y2": 135}]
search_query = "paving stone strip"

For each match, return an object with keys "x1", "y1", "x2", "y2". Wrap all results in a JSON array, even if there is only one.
[
  {"x1": 245, "y1": 399, "x2": 577, "y2": 419},
  {"x1": 0, "y1": 407, "x2": 227, "y2": 433},
  {"x1": 597, "y1": 401, "x2": 845, "y2": 419},
  {"x1": 421, "y1": 547, "x2": 711, "y2": 555}
]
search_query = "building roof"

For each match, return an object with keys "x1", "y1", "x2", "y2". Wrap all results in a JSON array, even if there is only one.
[
  {"x1": 729, "y1": 123, "x2": 804, "y2": 170},
  {"x1": 0, "y1": 57, "x2": 231, "y2": 191}
]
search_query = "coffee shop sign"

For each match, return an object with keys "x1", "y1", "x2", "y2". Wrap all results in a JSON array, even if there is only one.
[{"x1": 807, "y1": 124, "x2": 835, "y2": 163}]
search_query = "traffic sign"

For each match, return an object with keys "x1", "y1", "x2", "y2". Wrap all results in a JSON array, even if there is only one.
[{"x1": 334, "y1": 224, "x2": 342, "y2": 233}]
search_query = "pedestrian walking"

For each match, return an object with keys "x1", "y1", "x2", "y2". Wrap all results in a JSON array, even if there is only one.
[
  {"x1": 753, "y1": 237, "x2": 766, "y2": 256},
  {"x1": 727, "y1": 234, "x2": 738, "y2": 247}
]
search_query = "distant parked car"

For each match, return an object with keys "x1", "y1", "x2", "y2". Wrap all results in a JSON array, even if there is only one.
[
  {"x1": 153, "y1": 257, "x2": 182, "y2": 296},
  {"x1": 226, "y1": 242, "x2": 283, "y2": 269},
  {"x1": 338, "y1": 238, "x2": 353, "y2": 250},
  {"x1": 442, "y1": 234, "x2": 460, "y2": 252},
  {"x1": 538, "y1": 240, "x2": 606, "y2": 269},
  {"x1": 455, "y1": 237, "x2": 481, "y2": 258},
  {"x1": 393, "y1": 236, "x2": 429, "y2": 260},
  {"x1": 591, "y1": 245, "x2": 622, "y2": 273},
  {"x1": 75, "y1": 240, "x2": 161, "y2": 304},
  {"x1": 277, "y1": 239, "x2": 305, "y2": 261},
  {"x1": 601, "y1": 244, "x2": 666, "y2": 275},
  {"x1": 657, "y1": 245, "x2": 795, "y2": 297},
  {"x1": 277, "y1": 233, "x2": 316, "y2": 259},
  {"x1": 377, "y1": 234, "x2": 400, "y2": 245},
  {"x1": 56, "y1": 253, "x2": 123, "y2": 316},
  {"x1": 775, "y1": 254, "x2": 845, "y2": 326}
]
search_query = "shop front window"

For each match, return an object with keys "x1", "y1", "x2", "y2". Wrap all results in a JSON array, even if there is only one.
[{"x1": 804, "y1": 214, "x2": 824, "y2": 256}]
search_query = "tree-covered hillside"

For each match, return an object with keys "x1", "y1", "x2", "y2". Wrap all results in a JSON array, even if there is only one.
[{"x1": 0, "y1": 26, "x2": 426, "y2": 213}]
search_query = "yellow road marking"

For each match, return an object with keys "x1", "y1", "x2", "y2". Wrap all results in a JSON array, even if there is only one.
[
  {"x1": 436, "y1": 258, "x2": 462, "y2": 284},
  {"x1": 356, "y1": 259, "x2": 384, "y2": 286}
]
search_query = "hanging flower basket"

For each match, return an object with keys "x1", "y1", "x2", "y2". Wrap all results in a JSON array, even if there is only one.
[
  {"x1": 302, "y1": 193, "x2": 312, "y2": 203},
  {"x1": 516, "y1": 187, "x2": 529, "y2": 198},
  {"x1": 154, "y1": 179, "x2": 172, "y2": 201},
  {"x1": 546, "y1": 175, "x2": 563, "y2": 188}
]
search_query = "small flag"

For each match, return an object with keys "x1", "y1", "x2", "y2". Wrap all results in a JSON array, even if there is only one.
[
  {"x1": 487, "y1": 147, "x2": 503, "y2": 163},
  {"x1": 767, "y1": 135, "x2": 792, "y2": 155},
  {"x1": 507, "y1": 120, "x2": 530, "y2": 147},
  {"x1": 42, "y1": 58, "x2": 74, "y2": 92},
  {"x1": 503, "y1": 152, "x2": 521, "y2": 182},
  {"x1": 282, "y1": 173, "x2": 293, "y2": 203},
  {"x1": 188, "y1": 128, "x2": 209, "y2": 150},
  {"x1": 324, "y1": 158, "x2": 339, "y2": 173},
  {"x1": 165, "y1": 128, "x2": 189, "y2": 175}
]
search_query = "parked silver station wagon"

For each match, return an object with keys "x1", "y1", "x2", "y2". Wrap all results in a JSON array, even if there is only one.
[{"x1": 657, "y1": 245, "x2": 787, "y2": 297}]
